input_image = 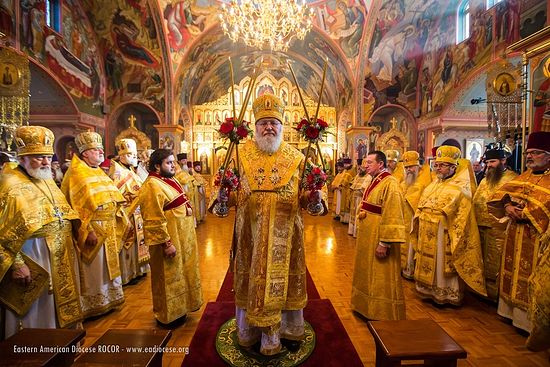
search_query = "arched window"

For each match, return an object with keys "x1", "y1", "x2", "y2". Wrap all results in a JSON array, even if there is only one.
[
  {"x1": 486, "y1": 0, "x2": 503, "y2": 9},
  {"x1": 456, "y1": 0, "x2": 470, "y2": 44},
  {"x1": 45, "y1": 0, "x2": 61, "y2": 32}
]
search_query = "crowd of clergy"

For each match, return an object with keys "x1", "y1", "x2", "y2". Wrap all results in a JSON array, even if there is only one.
[
  {"x1": 0, "y1": 126, "x2": 207, "y2": 340},
  {"x1": 332, "y1": 132, "x2": 550, "y2": 352},
  {"x1": 0, "y1": 123, "x2": 549, "y2": 354}
]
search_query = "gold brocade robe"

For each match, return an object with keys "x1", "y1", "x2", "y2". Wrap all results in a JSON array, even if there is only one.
[
  {"x1": 351, "y1": 171, "x2": 406, "y2": 320},
  {"x1": 139, "y1": 173, "x2": 202, "y2": 324},
  {"x1": 400, "y1": 165, "x2": 432, "y2": 273},
  {"x1": 0, "y1": 166, "x2": 82, "y2": 327},
  {"x1": 413, "y1": 166, "x2": 487, "y2": 298},
  {"x1": 175, "y1": 170, "x2": 198, "y2": 218},
  {"x1": 391, "y1": 162, "x2": 405, "y2": 185},
  {"x1": 232, "y1": 141, "x2": 306, "y2": 327},
  {"x1": 472, "y1": 169, "x2": 517, "y2": 300},
  {"x1": 331, "y1": 170, "x2": 353, "y2": 215},
  {"x1": 108, "y1": 160, "x2": 149, "y2": 266},
  {"x1": 487, "y1": 169, "x2": 550, "y2": 311},
  {"x1": 527, "y1": 246, "x2": 550, "y2": 351},
  {"x1": 61, "y1": 155, "x2": 125, "y2": 280}
]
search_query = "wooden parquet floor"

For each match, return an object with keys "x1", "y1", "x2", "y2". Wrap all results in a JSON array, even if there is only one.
[{"x1": 82, "y1": 213, "x2": 550, "y2": 367}]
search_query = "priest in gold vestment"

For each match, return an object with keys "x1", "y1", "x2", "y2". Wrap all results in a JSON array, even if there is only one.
[
  {"x1": 400, "y1": 151, "x2": 432, "y2": 279},
  {"x1": 386, "y1": 149, "x2": 405, "y2": 185},
  {"x1": 472, "y1": 147, "x2": 517, "y2": 301},
  {"x1": 175, "y1": 158, "x2": 198, "y2": 226},
  {"x1": 212, "y1": 94, "x2": 326, "y2": 355},
  {"x1": 347, "y1": 163, "x2": 372, "y2": 237},
  {"x1": 413, "y1": 146, "x2": 486, "y2": 305},
  {"x1": 109, "y1": 138, "x2": 149, "y2": 285},
  {"x1": 351, "y1": 150, "x2": 406, "y2": 320},
  {"x1": 331, "y1": 159, "x2": 353, "y2": 223},
  {"x1": 139, "y1": 149, "x2": 202, "y2": 324},
  {"x1": 61, "y1": 132, "x2": 126, "y2": 318},
  {"x1": 1, "y1": 126, "x2": 81, "y2": 338},
  {"x1": 487, "y1": 132, "x2": 550, "y2": 333}
]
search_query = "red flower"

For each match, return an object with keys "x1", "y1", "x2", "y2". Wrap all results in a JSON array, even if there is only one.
[
  {"x1": 305, "y1": 126, "x2": 320, "y2": 139},
  {"x1": 312, "y1": 167, "x2": 321, "y2": 175},
  {"x1": 317, "y1": 118, "x2": 328, "y2": 128},
  {"x1": 220, "y1": 121, "x2": 234, "y2": 134},
  {"x1": 296, "y1": 118, "x2": 308, "y2": 130},
  {"x1": 236, "y1": 126, "x2": 249, "y2": 138}
]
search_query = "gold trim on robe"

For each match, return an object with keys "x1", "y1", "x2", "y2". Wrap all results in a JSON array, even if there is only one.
[
  {"x1": 413, "y1": 166, "x2": 487, "y2": 297},
  {"x1": 487, "y1": 169, "x2": 550, "y2": 310},
  {"x1": 0, "y1": 166, "x2": 82, "y2": 327},
  {"x1": 139, "y1": 174, "x2": 202, "y2": 324},
  {"x1": 61, "y1": 155, "x2": 125, "y2": 280},
  {"x1": 234, "y1": 141, "x2": 306, "y2": 327}
]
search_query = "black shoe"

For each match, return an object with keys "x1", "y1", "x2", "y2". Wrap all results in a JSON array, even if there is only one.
[
  {"x1": 333, "y1": 216, "x2": 340, "y2": 221},
  {"x1": 281, "y1": 338, "x2": 301, "y2": 352}
]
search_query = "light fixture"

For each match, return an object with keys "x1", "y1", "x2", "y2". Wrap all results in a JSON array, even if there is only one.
[{"x1": 219, "y1": 0, "x2": 314, "y2": 52}]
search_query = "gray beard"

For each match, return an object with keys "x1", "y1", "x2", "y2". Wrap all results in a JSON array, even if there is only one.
[
  {"x1": 256, "y1": 133, "x2": 282, "y2": 154},
  {"x1": 28, "y1": 166, "x2": 53, "y2": 180},
  {"x1": 405, "y1": 172, "x2": 418, "y2": 186}
]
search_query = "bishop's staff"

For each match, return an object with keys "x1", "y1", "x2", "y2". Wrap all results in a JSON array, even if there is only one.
[
  {"x1": 287, "y1": 59, "x2": 329, "y2": 180},
  {"x1": 212, "y1": 58, "x2": 259, "y2": 217}
]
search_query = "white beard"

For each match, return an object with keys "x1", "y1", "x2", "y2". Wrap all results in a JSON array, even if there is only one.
[
  {"x1": 255, "y1": 133, "x2": 283, "y2": 154},
  {"x1": 28, "y1": 166, "x2": 53, "y2": 180}
]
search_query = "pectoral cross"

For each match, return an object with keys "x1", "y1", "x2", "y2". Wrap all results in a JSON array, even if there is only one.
[{"x1": 53, "y1": 206, "x2": 63, "y2": 224}]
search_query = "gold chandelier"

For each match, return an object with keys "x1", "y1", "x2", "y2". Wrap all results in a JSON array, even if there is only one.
[{"x1": 219, "y1": 0, "x2": 314, "y2": 52}]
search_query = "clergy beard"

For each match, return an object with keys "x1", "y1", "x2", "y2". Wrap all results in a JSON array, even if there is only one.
[
  {"x1": 405, "y1": 171, "x2": 418, "y2": 186},
  {"x1": 28, "y1": 166, "x2": 53, "y2": 180},
  {"x1": 52, "y1": 167, "x2": 63, "y2": 182},
  {"x1": 121, "y1": 156, "x2": 138, "y2": 167},
  {"x1": 485, "y1": 164, "x2": 504, "y2": 186},
  {"x1": 160, "y1": 167, "x2": 175, "y2": 178},
  {"x1": 181, "y1": 164, "x2": 189, "y2": 172},
  {"x1": 255, "y1": 132, "x2": 283, "y2": 154}
]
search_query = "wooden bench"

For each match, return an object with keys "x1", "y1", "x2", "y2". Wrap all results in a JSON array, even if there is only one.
[
  {"x1": 0, "y1": 328, "x2": 85, "y2": 367},
  {"x1": 72, "y1": 329, "x2": 172, "y2": 367},
  {"x1": 367, "y1": 319, "x2": 467, "y2": 367}
]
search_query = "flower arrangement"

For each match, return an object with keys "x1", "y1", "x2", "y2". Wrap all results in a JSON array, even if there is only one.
[
  {"x1": 218, "y1": 117, "x2": 253, "y2": 143},
  {"x1": 214, "y1": 166, "x2": 241, "y2": 191},
  {"x1": 302, "y1": 164, "x2": 327, "y2": 191},
  {"x1": 295, "y1": 118, "x2": 329, "y2": 143}
]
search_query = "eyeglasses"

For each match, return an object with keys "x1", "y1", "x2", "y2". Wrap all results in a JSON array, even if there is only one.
[
  {"x1": 523, "y1": 150, "x2": 548, "y2": 156},
  {"x1": 256, "y1": 120, "x2": 281, "y2": 128},
  {"x1": 433, "y1": 163, "x2": 452, "y2": 169}
]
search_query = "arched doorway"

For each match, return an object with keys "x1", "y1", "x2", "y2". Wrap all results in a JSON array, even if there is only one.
[{"x1": 367, "y1": 104, "x2": 416, "y2": 153}]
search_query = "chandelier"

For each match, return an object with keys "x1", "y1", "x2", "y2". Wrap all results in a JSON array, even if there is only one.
[{"x1": 219, "y1": 0, "x2": 314, "y2": 52}]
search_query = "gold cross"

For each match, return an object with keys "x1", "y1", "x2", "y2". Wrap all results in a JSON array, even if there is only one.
[
  {"x1": 389, "y1": 117, "x2": 398, "y2": 130},
  {"x1": 128, "y1": 114, "x2": 137, "y2": 128}
]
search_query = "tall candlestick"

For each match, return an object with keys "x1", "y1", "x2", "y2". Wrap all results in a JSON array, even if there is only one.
[
  {"x1": 287, "y1": 61, "x2": 310, "y2": 122},
  {"x1": 314, "y1": 59, "x2": 328, "y2": 122},
  {"x1": 229, "y1": 57, "x2": 237, "y2": 120}
]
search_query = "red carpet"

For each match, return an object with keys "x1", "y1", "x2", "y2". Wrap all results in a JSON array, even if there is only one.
[{"x1": 183, "y1": 269, "x2": 362, "y2": 366}]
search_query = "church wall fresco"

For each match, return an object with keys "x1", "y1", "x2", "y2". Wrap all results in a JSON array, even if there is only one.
[
  {"x1": 0, "y1": 0, "x2": 14, "y2": 45},
  {"x1": 363, "y1": 0, "x2": 547, "y2": 128},
  {"x1": 84, "y1": 0, "x2": 165, "y2": 114},
  {"x1": 17, "y1": 0, "x2": 104, "y2": 117}
]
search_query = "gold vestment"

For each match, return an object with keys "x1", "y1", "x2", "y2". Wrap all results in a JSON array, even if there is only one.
[
  {"x1": 61, "y1": 155, "x2": 125, "y2": 280},
  {"x1": 232, "y1": 141, "x2": 306, "y2": 327},
  {"x1": 472, "y1": 169, "x2": 517, "y2": 300},
  {"x1": 139, "y1": 172, "x2": 203, "y2": 323},
  {"x1": 331, "y1": 170, "x2": 353, "y2": 220},
  {"x1": 413, "y1": 165, "x2": 486, "y2": 303},
  {"x1": 109, "y1": 160, "x2": 149, "y2": 283},
  {"x1": 0, "y1": 166, "x2": 81, "y2": 327},
  {"x1": 351, "y1": 171, "x2": 406, "y2": 320},
  {"x1": 400, "y1": 164, "x2": 432, "y2": 277},
  {"x1": 487, "y1": 169, "x2": 550, "y2": 312}
]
